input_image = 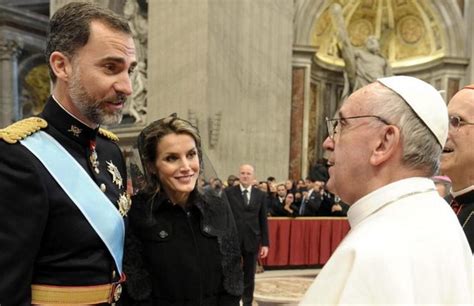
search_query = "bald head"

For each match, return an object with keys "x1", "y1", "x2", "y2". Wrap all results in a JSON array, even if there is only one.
[
  {"x1": 440, "y1": 86, "x2": 474, "y2": 190},
  {"x1": 239, "y1": 164, "x2": 255, "y2": 188}
]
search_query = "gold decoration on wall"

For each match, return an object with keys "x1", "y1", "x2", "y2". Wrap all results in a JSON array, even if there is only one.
[
  {"x1": 398, "y1": 15, "x2": 424, "y2": 44},
  {"x1": 348, "y1": 19, "x2": 374, "y2": 47},
  {"x1": 24, "y1": 64, "x2": 50, "y2": 116},
  {"x1": 311, "y1": 0, "x2": 445, "y2": 68}
]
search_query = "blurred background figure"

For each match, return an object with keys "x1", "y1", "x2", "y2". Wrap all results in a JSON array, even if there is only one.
[
  {"x1": 226, "y1": 174, "x2": 238, "y2": 188},
  {"x1": 204, "y1": 177, "x2": 225, "y2": 198},
  {"x1": 431, "y1": 175, "x2": 452, "y2": 202},
  {"x1": 282, "y1": 193, "x2": 298, "y2": 217}
]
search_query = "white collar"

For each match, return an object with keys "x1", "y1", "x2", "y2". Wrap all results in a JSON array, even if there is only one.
[
  {"x1": 347, "y1": 177, "x2": 436, "y2": 228},
  {"x1": 451, "y1": 185, "x2": 474, "y2": 198},
  {"x1": 240, "y1": 185, "x2": 251, "y2": 193}
]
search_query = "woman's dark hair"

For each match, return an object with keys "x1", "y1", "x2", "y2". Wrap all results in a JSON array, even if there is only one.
[{"x1": 137, "y1": 114, "x2": 203, "y2": 197}]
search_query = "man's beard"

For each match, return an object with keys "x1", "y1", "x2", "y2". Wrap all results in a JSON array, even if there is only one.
[{"x1": 68, "y1": 68, "x2": 125, "y2": 126}]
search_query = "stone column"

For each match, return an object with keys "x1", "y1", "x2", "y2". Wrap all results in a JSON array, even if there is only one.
[
  {"x1": 465, "y1": 0, "x2": 474, "y2": 83},
  {"x1": 148, "y1": 0, "x2": 293, "y2": 181},
  {"x1": 0, "y1": 39, "x2": 21, "y2": 127},
  {"x1": 290, "y1": 46, "x2": 316, "y2": 180}
]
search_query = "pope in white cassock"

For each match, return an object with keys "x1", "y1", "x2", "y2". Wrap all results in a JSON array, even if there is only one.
[{"x1": 300, "y1": 76, "x2": 473, "y2": 305}]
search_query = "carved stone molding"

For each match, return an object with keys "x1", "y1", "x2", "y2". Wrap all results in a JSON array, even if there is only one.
[
  {"x1": 208, "y1": 112, "x2": 222, "y2": 149},
  {"x1": 122, "y1": 0, "x2": 148, "y2": 124},
  {"x1": 187, "y1": 109, "x2": 199, "y2": 131},
  {"x1": 0, "y1": 39, "x2": 22, "y2": 61}
]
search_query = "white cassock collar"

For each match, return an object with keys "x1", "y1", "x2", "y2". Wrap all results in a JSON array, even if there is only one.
[{"x1": 347, "y1": 177, "x2": 437, "y2": 228}]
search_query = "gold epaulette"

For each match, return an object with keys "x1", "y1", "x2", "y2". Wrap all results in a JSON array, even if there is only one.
[
  {"x1": 0, "y1": 117, "x2": 48, "y2": 144},
  {"x1": 98, "y1": 128, "x2": 119, "y2": 142}
]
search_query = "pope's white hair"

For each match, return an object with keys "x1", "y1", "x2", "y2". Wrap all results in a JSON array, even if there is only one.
[{"x1": 371, "y1": 85, "x2": 441, "y2": 176}]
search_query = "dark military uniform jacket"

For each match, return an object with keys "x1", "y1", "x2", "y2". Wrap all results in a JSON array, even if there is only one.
[
  {"x1": 0, "y1": 97, "x2": 128, "y2": 305},
  {"x1": 453, "y1": 190, "x2": 474, "y2": 253}
]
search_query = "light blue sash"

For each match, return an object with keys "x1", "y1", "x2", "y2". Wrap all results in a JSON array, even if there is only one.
[{"x1": 21, "y1": 131, "x2": 125, "y2": 275}]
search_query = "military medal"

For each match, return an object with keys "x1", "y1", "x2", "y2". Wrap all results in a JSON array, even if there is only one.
[
  {"x1": 68, "y1": 125, "x2": 82, "y2": 137},
  {"x1": 89, "y1": 140, "x2": 100, "y2": 174},
  {"x1": 117, "y1": 193, "x2": 131, "y2": 216},
  {"x1": 159, "y1": 230, "x2": 168, "y2": 238},
  {"x1": 107, "y1": 160, "x2": 123, "y2": 189}
]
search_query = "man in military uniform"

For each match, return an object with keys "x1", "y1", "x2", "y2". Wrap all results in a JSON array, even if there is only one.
[
  {"x1": 441, "y1": 85, "x2": 474, "y2": 253},
  {"x1": 0, "y1": 2, "x2": 136, "y2": 305}
]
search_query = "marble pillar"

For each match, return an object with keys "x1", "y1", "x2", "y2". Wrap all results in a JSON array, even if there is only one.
[
  {"x1": 290, "y1": 46, "x2": 317, "y2": 180},
  {"x1": 0, "y1": 39, "x2": 21, "y2": 127},
  {"x1": 465, "y1": 0, "x2": 474, "y2": 83},
  {"x1": 148, "y1": 0, "x2": 293, "y2": 181}
]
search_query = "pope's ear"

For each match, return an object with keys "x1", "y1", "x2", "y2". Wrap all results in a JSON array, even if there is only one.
[
  {"x1": 370, "y1": 125, "x2": 400, "y2": 166},
  {"x1": 49, "y1": 51, "x2": 73, "y2": 81}
]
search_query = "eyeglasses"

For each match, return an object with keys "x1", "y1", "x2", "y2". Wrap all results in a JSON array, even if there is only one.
[
  {"x1": 325, "y1": 115, "x2": 390, "y2": 139},
  {"x1": 449, "y1": 115, "x2": 474, "y2": 131}
]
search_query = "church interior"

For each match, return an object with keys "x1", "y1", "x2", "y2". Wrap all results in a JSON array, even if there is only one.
[{"x1": 0, "y1": 0, "x2": 471, "y2": 304}]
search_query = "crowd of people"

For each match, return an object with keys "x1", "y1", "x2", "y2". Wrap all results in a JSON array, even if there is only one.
[
  {"x1": 200, "y1": 163, "x2": 350, "y2": 219},
  {"x1": 0, "y1": 1, "x2": 473, "y2": 305}
]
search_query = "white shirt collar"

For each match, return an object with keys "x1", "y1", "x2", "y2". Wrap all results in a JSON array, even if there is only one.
[
  {"x1": 347, "y1": 177, "x2": 437, "y2": 228},
  {"x1": 240, "y1": 185, "x2": 251, "y2": 193},
  {"x1": 451, "y1": 185, "x2": 474, "y2": 198}
]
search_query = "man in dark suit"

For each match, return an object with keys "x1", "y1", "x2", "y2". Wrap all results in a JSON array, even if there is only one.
[
  {"x1": 225, "y1": 164, "x2": 269, "y2": 306},
  {"x1": 299, "y1": 177, "x2": 322, "y2": 216}
]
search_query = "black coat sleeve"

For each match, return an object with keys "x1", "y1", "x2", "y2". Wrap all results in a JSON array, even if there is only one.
[
  {"x1": 122, "y1": 195, "x2": 152, "y2": 304},
  {"x1": 207, "y1": 192, "x2": 243, "y2": 298},
  {"x1": 258, "y1": 192, "x2": 269, "y2": 247},
  {"x1": 0, "y1": 143, "x2": 49, "y2": 305}
]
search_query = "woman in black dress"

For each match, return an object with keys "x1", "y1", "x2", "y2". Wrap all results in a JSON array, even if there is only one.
[{"x1": 123, "y1": 115, "x2": 243, "y2": 305}]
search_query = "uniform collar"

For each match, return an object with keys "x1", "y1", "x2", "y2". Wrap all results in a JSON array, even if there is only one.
[
  {"x1": 453, "y1": 188, "x2": 474, "y2": 205},
  {"x1": 347, "y1": 177, "x2": 436, "y2": 228},
  {"x1": 41, "y1": 96, "x2": 99, "y2": 147},
  {"x1": 452, "y1": 185, "x2": 474, "y2": 199}
]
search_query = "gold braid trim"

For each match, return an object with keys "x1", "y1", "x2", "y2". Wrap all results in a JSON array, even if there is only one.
[
  {"x1": 98, "y1": 128, "x2": 119, "y2": 142},
  {"x1": 0, "y1": 117, "x2": 48, "y2": 144}
]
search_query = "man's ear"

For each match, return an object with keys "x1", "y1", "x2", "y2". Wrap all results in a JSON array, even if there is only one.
[
  {"x1": 49, "y1": 51, "x2": 73, "y2": 81},
  {"x1": 370, "y1": 125, "x2": 400, "y2": 166}
]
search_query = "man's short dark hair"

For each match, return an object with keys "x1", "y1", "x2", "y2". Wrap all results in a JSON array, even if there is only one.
[{"x1": 45, "y1": 1, "x2": 132, "y2": 82}]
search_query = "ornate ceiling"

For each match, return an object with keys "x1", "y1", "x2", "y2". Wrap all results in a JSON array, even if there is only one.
[{"x1": 312, "y1": 0, "x2": 445, "y2": 68}]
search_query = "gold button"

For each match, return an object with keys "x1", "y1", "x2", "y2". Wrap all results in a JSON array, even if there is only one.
[
  {"x1": 112, "y1": 270, "x2": 116, "y2": 279},
  {"x1": 100, "y1": 184, "x2": 106, "y2": 192}
]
